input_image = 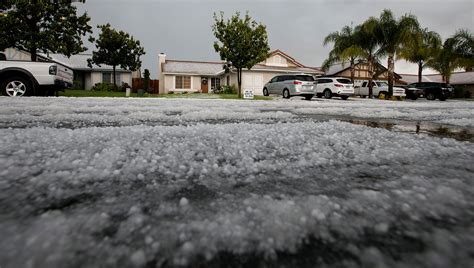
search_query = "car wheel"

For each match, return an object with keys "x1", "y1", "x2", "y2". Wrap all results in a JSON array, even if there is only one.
[
  {"x1": 283, "y1": 89, "x2": 290, "y2": 99},
  {"x1": 426, "y1": 93, "x2": 436, "y2": 100},
  {"x1": 341, "y1": 96, "x2": 349, "y2": 100},
  {"x1": 305, "y1": 95, "x2": 313, "y2": 101},
  {"x1": 410, "y1": 96, "x2": 418, "y2": 100},
  {"x1": 1, "y1": 76, "x2": 34, "y2": 97},
  {"x1": 263, "y1": 88, "x2": 269, "y2": 96},
  {"x1": 323, "y1": 89, "x2": 332, "y2": 99}
]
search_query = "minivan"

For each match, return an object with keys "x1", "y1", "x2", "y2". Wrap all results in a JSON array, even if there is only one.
[{"x1": 263, "y1": 74, "x2": 316, "y2": 100}]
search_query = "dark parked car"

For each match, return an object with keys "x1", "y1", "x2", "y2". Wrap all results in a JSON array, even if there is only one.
[
  {"x1": 399, "y1": 85, "x2": 423, "y2": 100},
  {"x1": 406, "y1": 82, "x2": 454, "y2": 101}
]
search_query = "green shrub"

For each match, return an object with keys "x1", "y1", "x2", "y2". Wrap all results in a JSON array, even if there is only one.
[
  {"x1": 120, "y1": 83, "x2": 130, "y2": 92},
  {"x1": 216, "y1": 84, "x2": 237, "y2": 94},
  {"x1": 464, "y1": 90, "x2": 472, "y2": 98},
  {"x1": 168, "y1": 91, "x2": 174, "y2": 94},
  {"x1": 92, "y1": 83, "x2": 118, "y2": 92},
  {"x1": 452, "y1": 87, "x2": 472, "y2": 98},
  {"x1": 213, "y1": 85, "x2": 223, "y2": 94},
  {"x1": 182, "y1": 91, "x2": 188, "y2": 94},
  {"x1": 71, "y1": 80, "x2": 83, "y2": 90}
]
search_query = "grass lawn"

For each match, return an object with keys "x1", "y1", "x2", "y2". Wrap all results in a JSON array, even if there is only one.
[{"x1": 59, "y1": 90, "x2": 273, "y2": 100}]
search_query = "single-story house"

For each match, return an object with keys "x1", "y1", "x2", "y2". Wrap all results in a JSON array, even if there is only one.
[
  {"x1": 157, "y1": 49, "x2": 324, "y2": 95},
  {"x1": 2, "y1": 48, "x2": 137, "y2": 90},
  {"x1": 325, "y1": 60, "x2": 403, "y2": 86},
  {"x1": 399, "y1": 71, "x2": 474, "y2": 97},
  {"x1": 44, "y1": 53, "x2": 135, "y2": 90}
]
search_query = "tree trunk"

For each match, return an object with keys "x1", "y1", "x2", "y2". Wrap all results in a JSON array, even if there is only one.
[
  {"x1": 113, "y1": 65, "x2": 116, "y2": 88},
  {"x1": 30, "y1": 47, "x2": 37, "y2": 62},
  {"x1": 237, "y1": 68, "x2": 242, "y2": 98},
  {"x1": 418, "y1": 61, "x2": 423, "y2": 83},
  {"x1": 350, "y1": 58, "x2": 355, "y2": 84},
  {"x1": 368, "y1": 57, "x2": 374, "y2": 98},
  {"x1": 387, "y1": 53, "x2": 394, "y2": 97}
]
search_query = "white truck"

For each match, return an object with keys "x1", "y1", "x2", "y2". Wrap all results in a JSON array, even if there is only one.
[
  {"x1": 354, "y1": 80, "x2": 406, "y2": 98},
  {"x1": 0, "y1": 53, "x2": 73, "y2": 96}
]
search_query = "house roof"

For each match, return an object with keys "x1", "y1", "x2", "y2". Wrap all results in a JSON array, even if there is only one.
[
  {"x1": 251, "y1": 64, "x2": 323, "y2": 74},
  {"x1": 325, "y1": 60, "x2": 402, "y2": 79},
  {"x1": 399, "y1": 72, "x2": 474, "y2": 85},
  {"x1": 41, "y1": 53, "x2": 131, "y2": 72},
  {"x1": 162, "y1": 49, "x2": 324, "y2": 76},
  {"x1": 163, "y1": 60, "x2": 224, "y2": 76},
  {"x1": 268, "y1": 49, "x2": 305, "y2": 68}
]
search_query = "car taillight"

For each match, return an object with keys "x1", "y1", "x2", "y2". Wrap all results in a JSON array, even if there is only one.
[
  {"x1": 334, "y1": 84, "x2": 343, "y2": 87},
  {"x1": 293, "y1": 81, "x2": 302, "y2": 85},
  {"x1": 49, "y1": 65, "x2": 57, "y2": 75}
]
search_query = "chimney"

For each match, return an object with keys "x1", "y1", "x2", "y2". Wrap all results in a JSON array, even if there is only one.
[
  {"x1": 158, "y1": 53, "x2": 166, "y2": 94},
  {"x1": 158, "y1": 53, "x2": 166, "y2": 77}
]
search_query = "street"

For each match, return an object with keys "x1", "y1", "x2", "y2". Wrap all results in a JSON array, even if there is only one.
[{"x1": 0, "y1": 97, "x2": 473, "y2": 267}]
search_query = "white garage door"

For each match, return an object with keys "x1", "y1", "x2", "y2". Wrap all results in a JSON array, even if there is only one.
[{"x1": 242, "y1": 73, "x2": 263, "y2": 96}]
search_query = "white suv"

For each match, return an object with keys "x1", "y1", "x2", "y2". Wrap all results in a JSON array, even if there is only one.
[{"x1": 315, "y1": 77, "x2": 354, "y2": 100}]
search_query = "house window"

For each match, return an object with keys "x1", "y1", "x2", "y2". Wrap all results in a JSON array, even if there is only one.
[
  {"x1": 175, "y1": 76, "x2": 191, "y2": 89},
  {"x1": 102, "y1": 73, "x2": 111, "y2": 83},
  {"x1": 211, "y1": 78, "x2": 220, "y2": 91},
  {"x1": 102, "y1": 72, "x2": 121, "y2": 85}
]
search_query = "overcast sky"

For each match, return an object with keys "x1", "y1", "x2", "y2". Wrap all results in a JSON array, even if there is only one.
[{"x1": 76, "y1": 0, "x2": 473, "y2": 78}]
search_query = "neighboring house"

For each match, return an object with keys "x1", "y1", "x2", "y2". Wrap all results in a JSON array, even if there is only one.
[
  {"x1": 158, "y1": 49, "x2": 324, "y2": 95},
  {"x1": 400, "y1": 71, "x2": 474, "y2": 97},
  {"x1": 2, "y1": 48, "x2": 135, "y2": 90},
  {"x1": 325, "y1": 60, "x2": 403, "y2": 86}
]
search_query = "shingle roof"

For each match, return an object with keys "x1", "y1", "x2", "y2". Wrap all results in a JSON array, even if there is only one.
[
  {"x1": 400, "y1": 72, "x2": 474, "y2": 85},
  {"x1": 251, "y1": 64, "x2": 323, "y2": 74},
  {"x1": 325, "y1": 63, "x2": 349, "y2": 76},
  {"x1": 163, "y1": 60, "x2": 224, "y2": 76},
  {"x1": 163, "y1": 60, "x2": 323, "y2": 76},
  {"x1": 42, "y1": 53, "x2": 131, "y2": 72},
  {"x1": 325, "y1": 61, "x2": 401, "y2": 79}
]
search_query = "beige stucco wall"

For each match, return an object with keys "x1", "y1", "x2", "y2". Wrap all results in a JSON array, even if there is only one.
[
  {"x1": 260, "y1": 54, "x2": 299, "y2": 68},
  {"x1": 121, "y1": 72, "x2": 132, "y2": 86},
  {"x1": 163, "y1": 75, "x2": 174, "y2": 93},
  {"x1": 192, "y1": 77, "x2": 201, "y2": 91},
  {"x1": 84, "y1": 73, "x2": 93, "y2": 90},
  {"x1": 91, "y1": 72, "x2": 102, "y2": 87}
]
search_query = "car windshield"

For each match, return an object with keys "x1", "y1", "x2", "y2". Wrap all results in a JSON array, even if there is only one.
[
  {"x1": 336, "y1": 79, "x2": 352, "y2": 84},
  {"x1": 376, "y1": 82, "x2": 388, "y2": 87},
  {"x1": 295, "y1": 75, "x2": 314, "y2": 81}
]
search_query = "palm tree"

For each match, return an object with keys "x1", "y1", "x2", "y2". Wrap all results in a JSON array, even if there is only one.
[
  {"x1": 356, "y1": 17, "x2": 382, "y2": 98},
  {"x1": 397, "y1": 28, "x2": 441, "y2": 83},
  {"x1": 427, "y1": 29, "x2": 474, "y2": 84},
  {"x1": 376, "y1": 9, "x2": 419, "y2": 96},
  {"x1": 451, "y1": 29, "x2": 474, "y2": 71},
  {"x1": 322, "y1": 24, "x2": 364, "y2": 84}
]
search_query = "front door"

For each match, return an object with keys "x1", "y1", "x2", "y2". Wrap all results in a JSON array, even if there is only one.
[{"x1": 201, "y1": 78, "x2": 209, "y2": 93}]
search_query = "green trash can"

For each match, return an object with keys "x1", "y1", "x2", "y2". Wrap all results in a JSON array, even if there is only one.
[{"x1": 137, "y1": 88, "x2": 145, "y2": 97}]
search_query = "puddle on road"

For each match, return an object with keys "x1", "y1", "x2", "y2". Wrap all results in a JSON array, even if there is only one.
[
  {"x1": 298, "y1": 114, "x2": 473, "y2": 142},
  {"x1": 346, "y1": 119, "x2": 473, "y2": 142}
]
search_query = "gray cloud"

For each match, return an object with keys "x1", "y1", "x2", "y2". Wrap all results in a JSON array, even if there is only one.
[{"x1": 76, "y1": 0, "x2": 474, "y2": 78}]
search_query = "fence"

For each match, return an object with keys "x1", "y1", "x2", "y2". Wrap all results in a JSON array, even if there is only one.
[{"x1": 132, "y1": 78, "x2": 159, "y2": 94}]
